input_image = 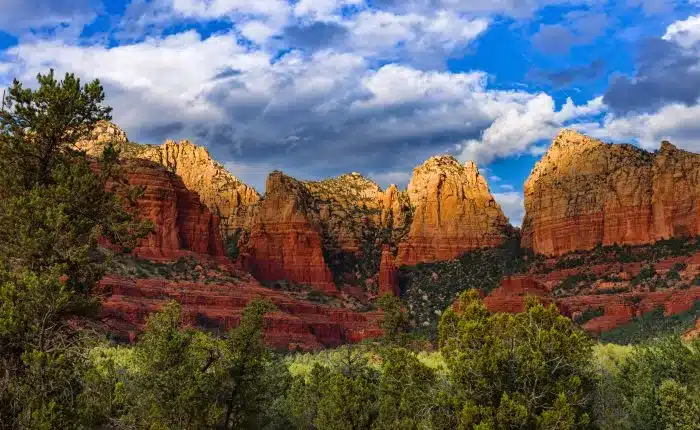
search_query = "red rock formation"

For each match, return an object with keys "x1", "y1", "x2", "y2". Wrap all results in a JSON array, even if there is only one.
[
  {"x1": 397, "y1": 157, "x2": 509, "y2": 266},
  {"x1": 378, "y1": 245, "x2": 399, "y2": 296},
  {"x1": 484, "y1": 253, "x2": 700, "y2": 335},
  {"x1": 97, "y1": 271, "x2": 382, "y2": 350},
  {"x1": 239, "y1": 172, "x2": 336, "y2": 292},
  {"x1": 522, "y1": 130, "x2": 700, "y2": 256},
  {"x1": 78, "y1": 122, "x2": 260, "y2": 238},
  {"x1": 483, "y1": 275, "x2": 551, "y2": 313},
  {"x1": 118, "y1": 159, "x2": 225, "y2": 260}
]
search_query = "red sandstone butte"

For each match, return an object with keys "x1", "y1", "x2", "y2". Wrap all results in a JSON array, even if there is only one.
[
  {"x1": 378, "y1": 245, "x2": 400, "y2": 296},
  {"x1": 239, "y1": 171, "x2": 337, "y2": 293},
  {"x1": 97, "y1": 273, "x2": 383, "y2": 350},
  {"x1": 118, "y1": 159, "x2": 225, "y2": 260},
  {"x1": 522, "y1": 130, "x2": 700, "y2": 256},
  {"x1": 397, "y1": 157, "x2": 509, "y2": 266}
]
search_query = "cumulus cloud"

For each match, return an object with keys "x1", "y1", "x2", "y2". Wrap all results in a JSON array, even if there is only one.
[
  {"x1": 663, "y1": 14, "x2": 700, "y2": 49},
  {"x1": 0, "y1": 0, "x2": 98, "y2": 34},
  {"x1": 2, "y1": 0, "x2": 699, "y2": 197},
  {"x1": 493, "y1": 191, "x2": 525, "y2": 226},
  {"x1": 457, "y1": 96, "x2": 605, "y2": 164},
  {"x1": 577, "y1": 102, "x2": 700, "y2": 152}
]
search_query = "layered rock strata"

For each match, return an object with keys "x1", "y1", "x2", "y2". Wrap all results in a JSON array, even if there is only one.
[
  {"x1": 116, "y1": 159, "x2": 225, "y2": 260},
  {"x1": 522, "y1": 130, "x2": 700, "y2": 256},
  {"x1": 79, "y1": 122, "x2": 260, "y2": 238},
  {"x1": 397, "y1": 157, "x2": 509, "y2": 266},
  {"x1": 97, "y1": 271, "x2": 383, "y2": 350},
  {"x1": 485, "y1": 252, "x2": 700, "y2": 334}
]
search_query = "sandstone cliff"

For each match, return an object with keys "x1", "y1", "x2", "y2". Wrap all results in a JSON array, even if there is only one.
[
  {"x1": 116, "y1": 159, "x2": 225, "y2": 260},
  {"x1": 522, "y1": 130, "x2": 700, "y2": 256},
  {"x1": 79, "y1": 122, "x2": 260, "y2": 238},
  {"x1": 239, "y1": 171, "x2": 337, "y2": 293},
  {"x1": 397, "y1": 156, "x2": 509, "y2": 266}
]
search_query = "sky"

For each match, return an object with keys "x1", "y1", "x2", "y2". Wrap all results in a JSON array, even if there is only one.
[{"x1": 1, "y1": 0, "x2": 700, "y2": 225}]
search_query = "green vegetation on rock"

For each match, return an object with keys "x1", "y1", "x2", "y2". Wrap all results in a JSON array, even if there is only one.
[{"x1": 398, "y1": 229, "x2": 537, "y2": 337}]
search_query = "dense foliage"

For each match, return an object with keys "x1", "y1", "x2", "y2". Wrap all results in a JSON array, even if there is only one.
[
  {"x1": 0, "y1": 70, "x2": 151, "y2": 428},
  {"x1": 398, "y1": 229, "x2": 536, "y2": 336},
  {"x1": 600, "y1": 301, "x2": 700, "y2": 345}
]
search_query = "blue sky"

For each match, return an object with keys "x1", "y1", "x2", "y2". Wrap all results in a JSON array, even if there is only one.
[{"x1": 1, "y1": 0, "x2": 700, "y2": 225}]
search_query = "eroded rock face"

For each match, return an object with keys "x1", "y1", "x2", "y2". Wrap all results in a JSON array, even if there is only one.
[
  {"x1": 119, "y1": 159, "x2": 225, "y2": 259},
  {"x1": 239, "y1": 171, "x2": 337, "y2": 292},
  {"x1": 78, "y1": 122, "x2": 261, "y2": 238},
  {"x1": 522, "y1": 130, "x2": 700, "y2": 256},
  {"x1": 484, "y1": 252, "x2": 700, "y2": 334},
  {"x1": 98, "y1": 270, "x2": 383, "y2": 351},
  {"x1": 397, "y1": 156, "x2": 509, "y2": 265},
  {"x1": 378, "y1": 245, "x2": 400, "y2": 296}
]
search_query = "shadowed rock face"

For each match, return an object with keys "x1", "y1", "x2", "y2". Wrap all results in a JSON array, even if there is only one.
[
  {"x1": 397, "y1": 156, "x2": 510, "y2": 266},
  {"x1": 522, "y1": 130, "x2": 700, "y2": 256},
  {"x1": 239, "y1": 171, "x2": 337, "y2": 293},
  {"x1": 115, "y1": 159, "x2": 225, "y2": 260},
  {"x1": 80, "y1": 123, "x2": 509, "y2": 291},
  {"x1": 79, "y1": 122, "x2": 260, "y2": 239}
]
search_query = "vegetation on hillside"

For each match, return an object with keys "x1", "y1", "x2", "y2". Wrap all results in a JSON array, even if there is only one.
[
  {"x1": 0, "y1": 70, "x2": 152, "y2": 428},
  {"x1": 600, "y1": 301, "x2": 700, "y2": 345},
  {"x1": 398, "y1": 228, "x2": 538, "y2": 336}
]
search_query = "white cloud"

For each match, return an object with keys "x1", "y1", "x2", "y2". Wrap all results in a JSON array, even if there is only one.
[
  {"x1": 493, "y1": 191, "x2": 525, "y2": 226},
  {"x1": 293, "y1": 0, "x2": 363, "y2": 21},
  {"x1": 0, "y1": 0, "x2": 97, "y2": 33},
  {"x1": 576, "y1": 102, "x2": 700, "y2": 152},
  {"x1": 369, "y1": 170, "x2": 412, "y2": 189},
  {"x1": 499, "y1": 184, "x2": 514, "y2": 191},
  {"x1": 457, "y1": 95, "x2": 605, "y2": 164},
  {"x1": 344, "y1": 10, "x2": 489, "y2": 66},
  {"x1": 663, "y1": 15, "x2": 700, "y2": 49},
  {"x1": 170, "y1": 0, "x2": 290, "y2": 19}
]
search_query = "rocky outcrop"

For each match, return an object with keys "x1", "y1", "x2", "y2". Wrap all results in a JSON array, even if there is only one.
[
  {"x1": 97, "y1": 269, "x2": 383, "y2": 351},
  {"x1": 397, "y1": 156, "x2": 509, "y2": 266},
  {"x1": 78, "y1": 122, "x2": 260, "y2": 238},
  {"x1": 378, "y1": 245, "x2": 400, "y2": 296},
  {"x1": 239, "y1": 172, "x2": 337, "y2": 292},
  {"x1": 117, "y1": 159, "x2": 225, "y2": 260},
  {"x1": 484, "y1": 251, "x2": 700, "y2": 334},
  {"x1": 522, "y1": 130, "x2": 700, "y2": 256}
]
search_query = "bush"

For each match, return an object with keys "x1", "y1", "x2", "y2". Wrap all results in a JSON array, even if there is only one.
[{"x1": 632, "y1": 265, "x2": 656, "y2": 286}]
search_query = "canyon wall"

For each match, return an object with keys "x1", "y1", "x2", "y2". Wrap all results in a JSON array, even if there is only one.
[
  {"x1": 522, "y1": 130, "x2": 700, "y2": 256},
  {"x1": 239, "y1": 171, "x2": 337, "y2": 292}
]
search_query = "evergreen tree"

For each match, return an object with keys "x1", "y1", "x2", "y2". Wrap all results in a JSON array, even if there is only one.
[
  {"x1": 0, "y1": 70, "x2": 150, "y2": 428},
  {"x1": 438, "y1": 290, "x2": 595, "y2": 428}
]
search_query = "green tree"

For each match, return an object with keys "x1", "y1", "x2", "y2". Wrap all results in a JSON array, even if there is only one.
[
  {"x1": 377, "y1": 293, "x2": 409, "y2": 346},
  {"x1": 117, "y1": 301, "x2": 225, "y2": 428},
  {"x1": 616, "y1": 337, "x2": 700, "y2": 429},
  {"x1": 285, "y1": 346, "x2": 380, "y2": 430},
  {"x1": 0, "y1": 70, "x2": 150, "y2": 428},
  {"x1": 374, "y1": 347, "x2": 435, "y2": 429},
  {"x1": 438, "y1": 290, "x2": 595, "y2": 428},
  {"x1": 219, "y1": 298, "x2": 278, "y2": 429}
]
